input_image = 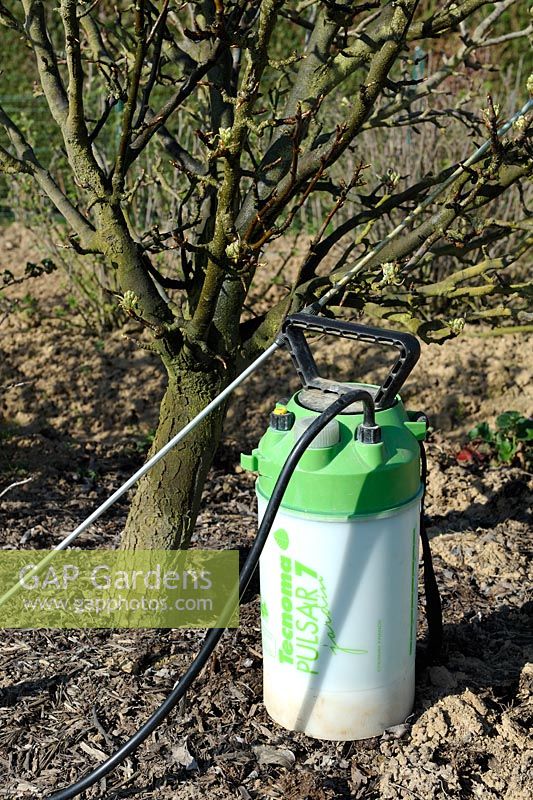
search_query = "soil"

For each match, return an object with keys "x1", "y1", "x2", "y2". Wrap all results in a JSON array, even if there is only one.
[{"x1": 0, "y1": 224, "x2": 531, "y2": 800}]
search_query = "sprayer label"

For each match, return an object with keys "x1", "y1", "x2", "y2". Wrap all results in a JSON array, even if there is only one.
[{"x1": 273, "y1": 529, "x2": 367, "y2": 675}]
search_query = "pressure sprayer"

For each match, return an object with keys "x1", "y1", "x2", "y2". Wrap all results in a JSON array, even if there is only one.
[
  {"x1": 41, "y1": 319, "x2": 441, "y2": 800},
  {"x1": 241, "y1": 314, "x2": 433, "y2": 740},
  {"x1": 37, "y1": 313, "x2": 441, "y2": 800}
]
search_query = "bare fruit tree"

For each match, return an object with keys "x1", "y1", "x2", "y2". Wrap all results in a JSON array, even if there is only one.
[{"x1": 0, "y1": 0, "x2": 531, "y2": 549}]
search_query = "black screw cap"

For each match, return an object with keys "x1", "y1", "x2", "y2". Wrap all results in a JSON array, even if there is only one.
[
  {"x1": 270, "y1": 410, "x2": 295, "y2": 431},
  {"x1": 356, "y1": 424, "x2": 382, "y2": 444}
]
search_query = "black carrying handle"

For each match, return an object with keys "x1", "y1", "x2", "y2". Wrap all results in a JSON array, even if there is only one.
[{"x1": 281, "y1": 313, "x2": 421, "y2": 411}]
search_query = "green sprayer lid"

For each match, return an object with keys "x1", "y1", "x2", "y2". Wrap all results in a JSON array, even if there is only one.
[{"x1": 241, "y1": 386, "x2": 426, "y2": 519}]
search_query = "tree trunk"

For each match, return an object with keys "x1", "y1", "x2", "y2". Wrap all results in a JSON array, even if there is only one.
[{"x1": 121, "y1": 351, "x2": 228, "y2": 550}]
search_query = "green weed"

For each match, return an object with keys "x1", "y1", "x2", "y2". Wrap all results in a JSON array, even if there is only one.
[
  {"x1": 134, "y1": 430, "x2": 155, "y2": 455},
  {"x1": 468, "y1": 411, "x2": 532, "y2": 469}
]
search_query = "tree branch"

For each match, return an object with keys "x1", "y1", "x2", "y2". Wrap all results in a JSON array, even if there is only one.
[
  {"x1": 366, "y1": 0, "x2": 519, "y2": 132},
  {"x1": 21, "y1": 0, "x2": 68, "y2": 125},
  {"x1": 297, "y1": 169, "x2": 457, "y2": 280},
  {"x1": 408, "y1": 0, "x2": 493, "y2": 40},
  {"x1": 192, "y1": 0, "x2": 285, "y2": 347},
  {"x1": 236, "y1": 1, "x2": 420, "y2": 237},
  {"x1": 472, "y1": 0, "x2": 519, "y2": 41},
  {"x1": 0, "y1": 105, "x2": 97, "y2": 250},
  {"x1": 0, "y1": 142, "x2": 31, "y2": 174},
  {"x1": 113, "y1": 0, "x2": 147, "y2": 195},
  {"x1": 0, "y1": 1, "x2": 23, "y2": 31},
  {"x1": 126, "y1": 41, "x2": 225, "y2": 168},
  {"x1": 482, "y1": 26, "x2": 533, "y2": 46},
  {"x1": 135, "y1": 0, "x2": 169, "y2": 130},
  {"x1": 243, "y1": 1, "x2": 421, "y2": 239},
  {"x1": 416, "y1": 244, "x2": 531, "y2": 297},
  {"x1": 333, "y1": 162, "x2": 531, "y2": 285},
  {"x1": 60, "y1": 0, "x2": 90, "y2": 143}
]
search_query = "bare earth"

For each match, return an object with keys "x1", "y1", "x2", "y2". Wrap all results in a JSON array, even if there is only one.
[{"x1": 0, "y1": 225, "x2": 531, "y2": 799}]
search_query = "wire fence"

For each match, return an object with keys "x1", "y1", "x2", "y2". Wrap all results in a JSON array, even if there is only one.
[{"x1": 0, "y1": 94, "x2": 61, "y2": 223}]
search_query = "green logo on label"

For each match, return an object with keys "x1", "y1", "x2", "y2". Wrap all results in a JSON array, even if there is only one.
[
  {"x1": 276, "y1": 556, "x2": 368, "y2": 676},
  {"x1": 273, "y1": 528, "x2": 289, "y2": 550}
]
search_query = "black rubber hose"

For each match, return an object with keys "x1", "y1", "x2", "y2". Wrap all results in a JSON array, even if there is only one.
[
  {"x1": 48, "y1": 389, "x2": 375, "y2": 800},
  {"x1": 361, "y1": 395, "x2": 374, "y2": 428},
  {"x1": 419, "y1": 441, "x2": 443, "y2": 657}
]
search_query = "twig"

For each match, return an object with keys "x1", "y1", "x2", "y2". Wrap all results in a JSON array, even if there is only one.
[
  {"x1": 78, "y1": 0, "x2": 102, "y2": 20},
  {"x1": 91, "y1": 705, "x2": 115, "y2": 748},
  {"x1": 389, "y1": 783, "x2": 426, "y2": 800},
  {"x1": 0, "y1": 477, "x2": 33, "y2": 500},
  {"x1": 1, "y1": 380, "x2": 35, "y2": 391}
]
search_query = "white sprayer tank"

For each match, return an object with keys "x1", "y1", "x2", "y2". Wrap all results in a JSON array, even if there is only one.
[
  {"x1": 242, "y1": 388, "x2": 427, "y2": 741},
  {"x1": 258, "y1": 494, "x2": 421, "y2": 740}
]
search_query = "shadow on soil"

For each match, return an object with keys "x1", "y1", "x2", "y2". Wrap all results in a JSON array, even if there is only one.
[
  {"x1": 0, "y1": 670, "x2": 82, "y2": 708},
  {"x1": 427, "y1": 473, "x2": 531, "y2": 532},
  {"x1": 416, "y1": 599, "x2": 532, "y2": 702}
]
